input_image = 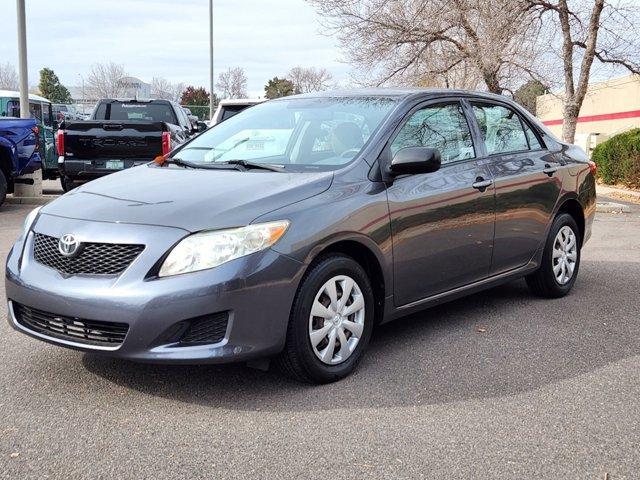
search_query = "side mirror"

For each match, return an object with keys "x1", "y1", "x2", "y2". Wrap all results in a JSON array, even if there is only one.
[
  {"x1": 196, "y1": 121, "x2": 208, "y2": 133},
  {"x1": 390, "y1": 147, "x2": 442, "y2": 175}
]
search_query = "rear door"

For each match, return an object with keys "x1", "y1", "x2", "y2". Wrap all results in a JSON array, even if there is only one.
[
  {"x1": 468, "y1": 100, "x2": 562, "y2": 275},
  {"x1": 386, "y1": 100, "x2": 496, "y2": 306}
]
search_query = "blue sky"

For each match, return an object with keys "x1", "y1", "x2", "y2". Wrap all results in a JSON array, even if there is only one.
[{"x1": 1, "y1": 0, "x2": 350, "y2": 97}]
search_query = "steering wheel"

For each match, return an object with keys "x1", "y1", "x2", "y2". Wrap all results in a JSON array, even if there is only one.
[{"x1": 340, "y1": 148, "x2": 361, "y2": 159}]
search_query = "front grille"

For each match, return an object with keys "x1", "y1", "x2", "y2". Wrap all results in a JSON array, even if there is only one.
[
  {"x1": 12, "y1": 303, "x2": 129, "y2": 347},
  {"x1": 33, "y1": 233, "x2": 144, "y2": 275},
  {"x1": 180, "y1": 312, "x2": 229, "y2": 345}
]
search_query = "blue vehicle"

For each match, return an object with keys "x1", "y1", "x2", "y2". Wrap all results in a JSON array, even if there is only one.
[{"x1": 0, "y1": 118, "x2": 42, "y2": 207}]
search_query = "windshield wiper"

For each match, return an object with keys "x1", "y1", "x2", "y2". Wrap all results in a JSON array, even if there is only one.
[
  {"x1": 163, "y1": 157, "x2": 244, "y2": 171},
  {"x1": 224, "y1": 160, "x2": 285, "y2": 172}
]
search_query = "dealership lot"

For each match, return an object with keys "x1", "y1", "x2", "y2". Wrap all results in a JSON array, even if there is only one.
[{"x1": 1, "y1": 199, "x2": 639, "y2": 479}]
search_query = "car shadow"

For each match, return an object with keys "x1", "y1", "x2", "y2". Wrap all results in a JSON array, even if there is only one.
[{"x1": 80, "y1": 259, "x2": 640, "y2": 412}]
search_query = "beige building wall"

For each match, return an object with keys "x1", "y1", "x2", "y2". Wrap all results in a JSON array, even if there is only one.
[{"x1": 536, "y1": 74, "x2": 640, "y2": 139}]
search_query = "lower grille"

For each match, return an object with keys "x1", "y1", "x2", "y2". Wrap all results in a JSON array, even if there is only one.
[
  {"x1": 180, "y1": 312, "x2": 229, "y2": 345},
  {"x1": 33, "y1": 233, "x2": 144, "y2": 276},
  {"x1": 13, "y1": 302, "x2": 129, "y2": 347}
]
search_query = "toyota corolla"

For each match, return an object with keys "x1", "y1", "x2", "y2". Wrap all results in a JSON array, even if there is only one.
[{"x1": 5, "y1": 89, "x2": 596, "y2": 383}]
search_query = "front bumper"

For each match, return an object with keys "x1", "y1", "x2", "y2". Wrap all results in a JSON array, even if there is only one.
[
  {"x1": 59, "y1": 157, "x2": 150, "y2": 182},
  {"x1": 5, "y1": 213, "x2": 303, "y2": 364}
]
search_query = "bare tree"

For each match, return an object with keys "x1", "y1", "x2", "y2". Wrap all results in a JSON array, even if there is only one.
[
  {"x1": 86, "y1": 62, "x2": 128, "y2": 98},
  {"x1": 216, "y1": 67, "x2": 248, "y2": 99},
  {"x1": 288, "y1": 66, "x2": 334, "y2": 93},
  {"x1": 306, "y1": 0, "x2": 542, "y2": 93},
  {"x1": 151, "y1": 77, "x2": 186, "y2": 102},
  {"x1": 528, "y1": 0, "x2": 640, "y2": 142},
  {"x1": 0, "y1": 62, "x2": 19, "y2": 90}
]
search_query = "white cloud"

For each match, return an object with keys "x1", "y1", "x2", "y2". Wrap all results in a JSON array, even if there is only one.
[{"x1": 1, "y1": 0, "x2": 350, "y2": 97}]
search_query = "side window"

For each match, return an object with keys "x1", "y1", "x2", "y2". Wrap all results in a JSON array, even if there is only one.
[
  {"x1": 472, "y1": 103, "x2": 529, "y2": 155},
  {"x1": 391, "y1": 102, "x2": 475, "y2": 164},
  {"x1": 523, "y1": 122, "x2": 542, "y2": 150},
  {"x1": 176, "y1": 106, "x2": 190, "y2": 129}
]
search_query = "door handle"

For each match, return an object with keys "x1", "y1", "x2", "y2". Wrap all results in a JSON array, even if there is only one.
[
  {"x1": 472, "y1": 177, "x2": 493, "y2": 192},
  {"x1": 543, "y1": 164, "x2": 558, "y2": 176}
]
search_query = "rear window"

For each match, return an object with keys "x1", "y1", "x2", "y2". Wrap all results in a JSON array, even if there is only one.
[
  {"x1": 220, "y1": 105, "x2": 250, "y2": 122},
  {"x1": 94, "y1": 102, "x2": 177, "y2": 124}
]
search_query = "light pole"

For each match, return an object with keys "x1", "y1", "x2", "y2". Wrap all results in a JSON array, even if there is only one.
[
  {"x1": 16, "y1": 0, "x2": 29, "y2": 119},
  {"x1": 209, "y1": 0, "x2": 214, "y2": 120},
  {"x1": 77, "y1": 73, "x2": 85, "y2": 115}
]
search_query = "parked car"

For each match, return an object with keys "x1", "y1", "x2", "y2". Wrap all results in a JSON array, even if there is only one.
[
  {"x1": 210, "y1": 98, "x2": 264, "y2": 126},
  {"x1": 57, "y1": 98, "x2": 207, "y2": 191},
  {"x1": 52, "y1": 104, "x2": 79, "y2": 122},
  {"x1": 181, "y1": 106, "x2": 199, "y2": 129},
  {"x1": 0, "y1": 90, "x2": 58, "y2": 182},
  {"x1": 5, "y1": 89, "x2": 596, "y2": 383},
  {"x1": 0, "y1": 117, "x2": 41, "y2": 206}
]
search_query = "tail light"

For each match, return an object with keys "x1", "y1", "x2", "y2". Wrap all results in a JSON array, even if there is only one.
[
  {"x1": 161, "y1": 131, "x2": 171, "y2": 155},
  {"x1": 31, "y1": 126, "x2": 39, "y2": 152},
  {"x1": 56, "y1": 129, "x2": 65, "y2": 156},
  {"x1": 588, "y1": 160, "x2": 597, "y2": 175}
]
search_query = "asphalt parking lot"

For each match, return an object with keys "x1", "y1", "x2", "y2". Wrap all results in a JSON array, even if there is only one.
[{"x1": 1, "y1": 196, "x2": 639, "y2": 479}]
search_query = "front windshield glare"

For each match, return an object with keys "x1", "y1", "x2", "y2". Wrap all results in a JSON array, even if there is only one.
[{"x1": 175, "y1": 97, "x2": 398, "y2": 171}]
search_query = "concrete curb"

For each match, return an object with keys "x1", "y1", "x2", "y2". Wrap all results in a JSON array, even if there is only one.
[
  {"x1": 596, "y1": 201, "x2": 631, "y2": 214},
  {"x1": 5, "y1": 195, "x2": 58, "y2": 206}
]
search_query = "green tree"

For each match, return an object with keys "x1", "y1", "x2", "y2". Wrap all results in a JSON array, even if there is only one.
[
  {"x1": 514, "y1": 79, "x2": 549, "y2": 115},
  {"x1": 180, "y1": 86, "x2": 214, "y2": 120},
  {"x1": 264, "y1": 77, "x2": 295, "y2": 99},
  {"x1": 38, "y1": 68, "x2": 72, "y2": 103}
]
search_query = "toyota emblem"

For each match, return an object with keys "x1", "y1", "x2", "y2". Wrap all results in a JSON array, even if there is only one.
[{"x1": 58, "y1": 234, "x2": 80, "y2": 257}]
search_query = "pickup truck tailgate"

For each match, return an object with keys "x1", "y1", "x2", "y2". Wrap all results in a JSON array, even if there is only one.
[{"x1": 63, "y1": 121, "x2": 164, "y2": 160}]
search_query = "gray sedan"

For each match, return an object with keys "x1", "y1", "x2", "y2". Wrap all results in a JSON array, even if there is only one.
[{"x1": 5, "y1": 89, "x2": 596, "y2": 383}]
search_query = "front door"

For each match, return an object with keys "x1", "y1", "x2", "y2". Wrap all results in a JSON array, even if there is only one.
[
  {"x1": 468, "y1": 101, "x2": 562, "y2": 275},
  {"x1": 386, "y1": 101, "x2": 496, "y2": 306}
]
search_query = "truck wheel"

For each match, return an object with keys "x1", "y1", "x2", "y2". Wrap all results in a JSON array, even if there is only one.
[
  {"x1": 0, "y1": 169, "x2": 7, "y2": 207},
  {"x1": 276, "y1": 254, "x2": 374, "y2": 384},
  {"x1": 60, "y1": 176, "x2": 77, "y2": 192}
]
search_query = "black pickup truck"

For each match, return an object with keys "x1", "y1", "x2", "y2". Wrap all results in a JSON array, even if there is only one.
[{"x1": 57, "y1": 99, "x2": 206, "y2": 191}]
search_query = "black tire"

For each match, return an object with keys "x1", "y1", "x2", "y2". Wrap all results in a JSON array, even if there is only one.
[
  {"x1": 276, "y1": 254, "x2": 375, "y2": 384},
  {"x1": 0, "y1": 170, "x2": 8, "y2": 207},
  {"x1": 0, "y1": 169, "x2": 7, "y2": 207},
  {"x1": 60, "y1": 176, "x2": 77, "y2": 192},
  {"x1": 526, "y1": 213, "x2": 581, "y2": 298}
]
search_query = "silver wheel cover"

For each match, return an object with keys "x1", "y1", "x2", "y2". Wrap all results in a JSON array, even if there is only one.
[
  {"x1": 308, "y1": 275, "x2": 366, "y2": 365},
  {"x1": 553, "y1": 226, "x2": 578, "y2": 285}
]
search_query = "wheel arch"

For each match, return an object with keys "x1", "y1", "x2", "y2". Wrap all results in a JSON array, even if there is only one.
[
  {"x1": 556, "y1": 196, "x2": 585, "y2": 244},
  {"x1": 302, "y1": 236, "x2": 388, "y2": 326}
]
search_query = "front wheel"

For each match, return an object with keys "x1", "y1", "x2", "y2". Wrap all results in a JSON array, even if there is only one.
[
  {"x1": 526, "y1": 213, "x2": 581, "y2": 298},
  {"x1": 276, "y1": 254, "x2": 374, "y2": 383},
  {"x1": 0, "y1": 169, "x2": 7, "y2": 207}
]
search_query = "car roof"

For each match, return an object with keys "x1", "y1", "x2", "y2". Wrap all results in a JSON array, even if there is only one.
[
  {"x1": 0, "y1": 89, "x2": 51, "y2": 103},
  {"x1": 218, "y1": 99, "x2": 264, "y2": 106},
  {"x1": 99, "y1": 98, "x2": 172, "y2": 104},
  {"x1": 282, "y1": 88, "x2": 512, "y2": 103}
]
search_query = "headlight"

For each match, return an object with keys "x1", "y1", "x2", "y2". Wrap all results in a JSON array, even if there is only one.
[
  {"x1": 22, "y1": 206, "x2": 42, "y2": 237},
  {"x1": 158, "y1": 220, "x2": 290, "y2": 277}
]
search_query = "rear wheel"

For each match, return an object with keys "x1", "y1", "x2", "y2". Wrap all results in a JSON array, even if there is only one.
[
  {"x1": 276, "y1": 254, "x2": 374, "y2": 383},
  {"x1": 0, "y1": 169, "x2": 7, "y2": 207},
  {"x1": 60, "y1": 176, "x2": 78, "y2": 192},
  {"x1": 526, "y1": 213, "x2": 581, "y2": 298}
]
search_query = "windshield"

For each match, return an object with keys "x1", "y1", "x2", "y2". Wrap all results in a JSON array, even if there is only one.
[
  {"x1": 94, "y1": 101, "x2": 177, "y2": 124},
  {"x1": 175, "y1": 96, "x2": 398, "y2": 171}
]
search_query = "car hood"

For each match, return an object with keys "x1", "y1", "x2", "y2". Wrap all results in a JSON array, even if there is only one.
[{"x1": 43, "y1": 165, "x2": 334, "y2": 232}]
